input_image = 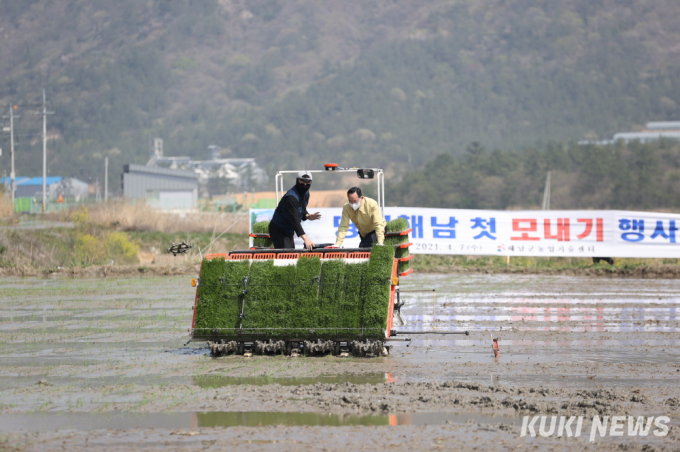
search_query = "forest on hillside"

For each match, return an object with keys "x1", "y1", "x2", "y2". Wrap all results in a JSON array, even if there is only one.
[
  {"x1": 0, "y1": 0, "x2": 679, "y2": 194},
  {"x1": 388, "y1": 140, "x2": 680, "y2": 211}
]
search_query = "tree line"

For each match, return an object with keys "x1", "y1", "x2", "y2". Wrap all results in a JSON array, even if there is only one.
[{"x1": 388, "y1": 140, "x2": 680, "y2": 211}]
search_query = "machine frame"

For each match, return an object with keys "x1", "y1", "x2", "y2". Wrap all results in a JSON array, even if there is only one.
[{"x1": 274, "y1": 166, "x2": 386, "y2": 216}]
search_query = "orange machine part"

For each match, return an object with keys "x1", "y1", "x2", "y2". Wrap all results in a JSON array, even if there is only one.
[
  {"x1": 229, "y1": 254, "x2": 252, "y2": 260},
  {"x1": 252, "y1": 253, "x2": 276, "y2": 260},
  {"x1": 323, "y1": 252, "x2": 348, "y2": 259},
  {"x1": 190, "y1": 260, "x2": 204, "y2": 334},
  {"x1": 277, "y1": 253, "x2": 300, "y2": 259},
  {"x1": 386, "y1": 258, "x2": 399, "y2": 338},
  {"x1": 347, "y1": 252, "x2": 371, "y2": 259},
  {"x1": 300, "y1": 253, "x2": 323, "y2": 259},
  {"x1": 384, "y1": 228, "x2": 413, "y2": 237},
  {"x1": 205, "y1": 253, "x2": 229, "y2": 260}
]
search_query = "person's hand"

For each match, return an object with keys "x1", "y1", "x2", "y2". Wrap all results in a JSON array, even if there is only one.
[
  {"x1": 307, "y1": 212, "x2": 322, "y2": 221},
  {"x1": 302, "y1": 236, "x2": 315, "y2": 250}
]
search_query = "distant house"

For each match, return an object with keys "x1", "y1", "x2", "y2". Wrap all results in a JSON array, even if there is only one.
[
  {"x1": 612, "y1": 121, "x2": 680, "y2": 142},
  {"x1": 49, "y1": 178, "x2": 90, "y2": 199},
  {"x1": 145, "y1": 139, "x2": 268, "y2": 196},
  {"x1": 122, "y1": 164, "x2": 199, "y2": 210}
]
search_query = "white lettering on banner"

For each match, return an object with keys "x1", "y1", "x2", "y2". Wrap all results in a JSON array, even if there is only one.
[{"x1": 250, "y1": 208, "x2": 680, "y2": 258}]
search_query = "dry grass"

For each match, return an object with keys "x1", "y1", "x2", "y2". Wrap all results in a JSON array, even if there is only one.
[
  {"x1": 51, "y1": 201, "x2": 250, "y2": 234},
  {"x1": 0, "y1": 193, "x2": 15, "y2": 222},
  {"x1": 0, "y1": 201, "x2": 244, "y2": 273},
  {"x1": 0, "y1": 228, "x2": 70, "y2": 270}
]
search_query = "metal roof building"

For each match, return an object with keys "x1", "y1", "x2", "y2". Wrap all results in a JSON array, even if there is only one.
[
  {"x1": 122, "y1": 164, "x2": 199, "y2": 210},
  {"x1": 646, "y1": 121, "x2": 680, "y2": 130},
  {"x1": 2, "y1": 176, "x2": 63, "y2": 198},
  {"x1": 580, "y1": 120, "x2": 680, "y2": 145},
  {"x1": 612, "y1": 131, "x2": 680, "y2": 142}
]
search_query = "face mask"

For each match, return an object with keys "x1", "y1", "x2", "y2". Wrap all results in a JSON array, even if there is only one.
[
  {"x1": 351, "y1": 201, "x2": 361, "y2": 211},
  {"x1": 296, "y1": 181, "x2": 311, "y2": 194}
]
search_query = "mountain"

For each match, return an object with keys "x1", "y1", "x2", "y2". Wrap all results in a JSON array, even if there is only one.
[{"x1": 0, "y1": 0, "x2": 679, "y2": 193}]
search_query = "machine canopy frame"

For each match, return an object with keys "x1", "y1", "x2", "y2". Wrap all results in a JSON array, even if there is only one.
[{"x1": 274, "y1": 166, "x2": 385, "y2": 217}]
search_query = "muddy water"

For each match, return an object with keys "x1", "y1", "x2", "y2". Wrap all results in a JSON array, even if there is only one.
[
  {"x1": 0, "y1": 274, "x2": 679, "y2": 451},
  {"x1": 0, "y1": 410, "x2": 520, "y2": 432}
]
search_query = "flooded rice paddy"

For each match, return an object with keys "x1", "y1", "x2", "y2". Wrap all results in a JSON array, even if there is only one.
[{"x1": 1, "y1": 274, "x2": 679, "y2": 451}]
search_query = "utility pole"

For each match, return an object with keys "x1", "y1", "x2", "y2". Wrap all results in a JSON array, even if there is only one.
[
  {"x1": 36, "y1": 89, "x2": 54, "y2": 213},
  {"x1": 2, "y1": 105, "x2": 19, "y2": 205},
  {"x1": 9, "y1": 105, "x2": 16, "y2": 205},
  {"x1": 104, "y1": 156, "x2": 109, "y2": 201},
  {"x1": 541, "y1": 171, "x2": 551, "y2": 210}
]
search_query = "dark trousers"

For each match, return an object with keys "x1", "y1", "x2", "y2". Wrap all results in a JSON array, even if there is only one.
[
  {"x1": 269, "y1": 222, "x2": 296, "y2": 249},
  {"x1": 359, "y1": 230, "x2": 378, "y2": 248}
]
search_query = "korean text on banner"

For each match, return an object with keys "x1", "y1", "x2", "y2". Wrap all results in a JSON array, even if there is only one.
[{"x1": 250, "y1": 208, "x2": 680, "y2": 259}]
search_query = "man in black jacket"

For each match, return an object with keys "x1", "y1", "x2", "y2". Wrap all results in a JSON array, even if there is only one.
[{"x1": 269, "y1": 171, "x2": 321, "y2": 250}]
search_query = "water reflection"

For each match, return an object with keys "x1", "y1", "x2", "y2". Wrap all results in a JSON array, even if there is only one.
[{"x1": 0, "y1": 411, "x2": 520, "y2": 433}]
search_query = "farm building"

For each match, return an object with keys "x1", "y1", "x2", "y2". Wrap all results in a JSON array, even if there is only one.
[{"x1": 122, "y1": 164, "x2": 199, "y2": 210}]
